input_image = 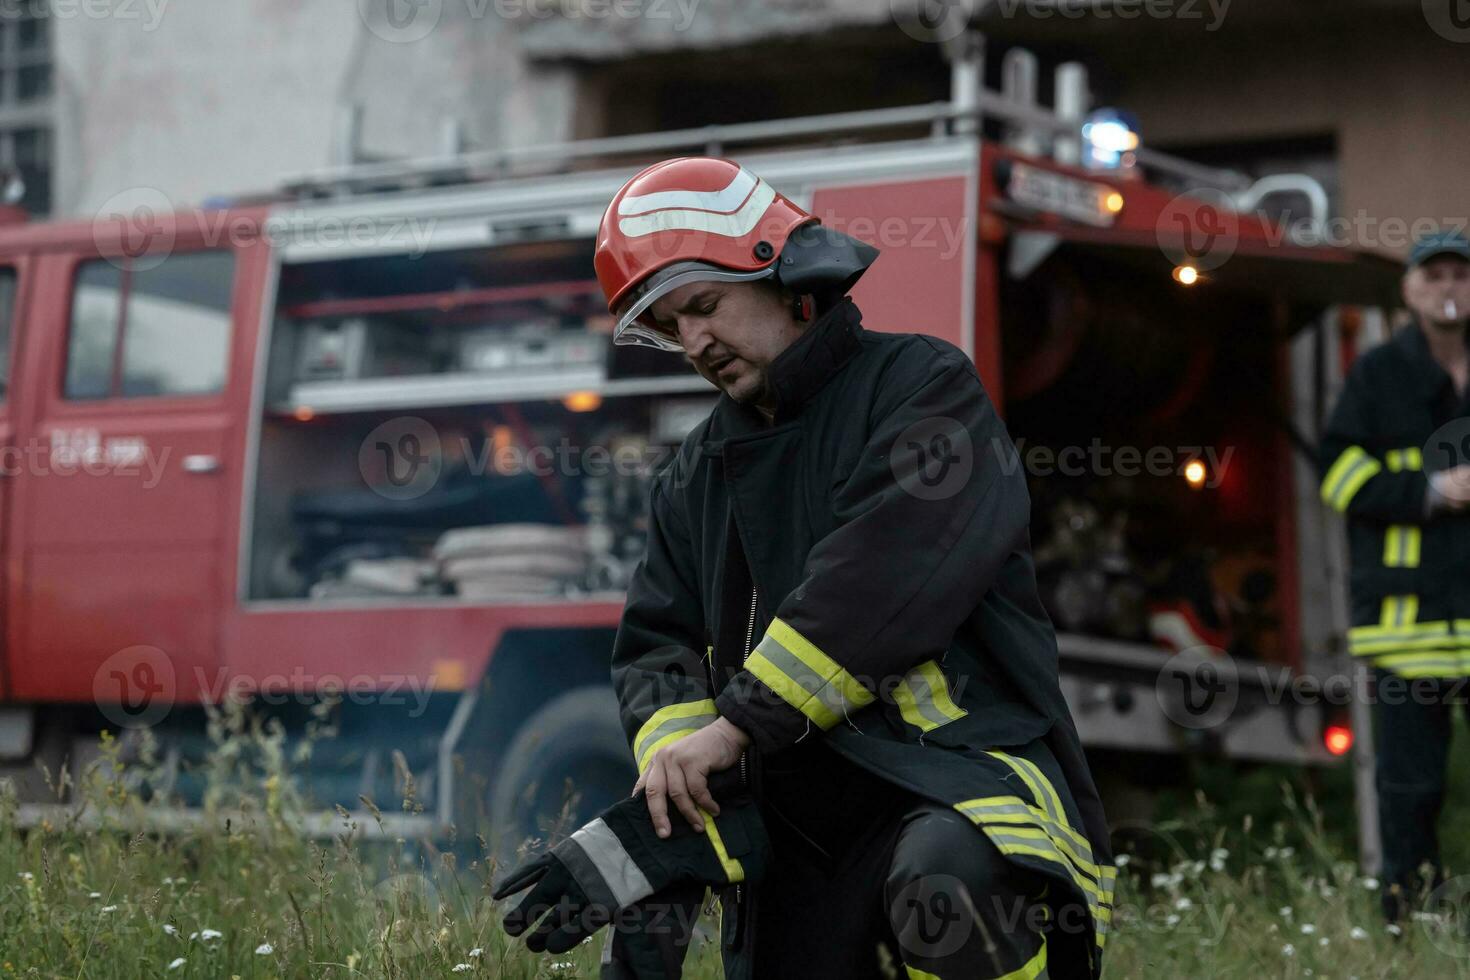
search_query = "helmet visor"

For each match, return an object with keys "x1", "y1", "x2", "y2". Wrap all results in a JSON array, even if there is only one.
[{"x1": 613, "y1": 262, "x2": 776, "y2": 353}]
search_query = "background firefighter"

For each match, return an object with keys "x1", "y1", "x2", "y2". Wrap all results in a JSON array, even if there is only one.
[
  {"x1": 1318, "y1": 230, "x2": 1470, "y2": 924},
  {"x1": 587, "y1": 156, "x2": 1114, "y2": 979}
]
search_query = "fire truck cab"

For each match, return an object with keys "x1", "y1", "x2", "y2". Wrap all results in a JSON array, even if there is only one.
[{"x1": 0, "y1": 46, "x2": 1402, "y2": 851}]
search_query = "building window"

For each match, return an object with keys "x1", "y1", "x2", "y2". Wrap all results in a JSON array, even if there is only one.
[{"x1": 0, "y1": 8, "x2": 51, "y2": 214}]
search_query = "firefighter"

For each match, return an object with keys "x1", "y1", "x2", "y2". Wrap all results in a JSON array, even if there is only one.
[
  {"x1": 590, "y1": 156, "x2": 1114, "y2": 979},
  {"x1": 1318, "y1": 229, "x2": 1470, "y2": 923}
]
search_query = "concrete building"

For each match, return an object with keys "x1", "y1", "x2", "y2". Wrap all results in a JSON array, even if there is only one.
[{"x1": 21, "y1": 0, "x2": 1470, "y2": 259}]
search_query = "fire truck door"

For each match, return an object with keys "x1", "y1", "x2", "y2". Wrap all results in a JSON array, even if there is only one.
[{"x1": 11, "y1": 247, "x2": 241, "y2": 711}]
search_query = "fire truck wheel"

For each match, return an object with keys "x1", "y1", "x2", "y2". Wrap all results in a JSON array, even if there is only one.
[{"x1": 487, "y1": 685, "x2": 635, "y2": 860}]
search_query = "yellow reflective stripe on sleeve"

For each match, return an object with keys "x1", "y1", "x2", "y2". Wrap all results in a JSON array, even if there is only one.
[
  {"x1": 1386, "y1": 447, "x2": 1423, "y2": 472},
  {"x1": 895, "y1": 660, "x2": 969, "y2": 732},
  {"x1": 1321, "y1": 446, "x2": 1382, "y2": 511},
  {"x1": 633, "y1": 699, "x2": 717, "y2": 773},
  {"x1": 1383, "y1": 525, "x2": 1422, "y2": 567},
  {"x1": 745, "y1": 617, "x2": 875, "y2": 729},
  {"x1": 698, "y1": 806, "x2": 745, "y2": 884}
]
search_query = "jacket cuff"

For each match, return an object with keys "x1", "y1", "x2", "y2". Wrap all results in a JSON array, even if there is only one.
[{"x1": 714, "y1": 673, "x2": 813, "y2": 755}]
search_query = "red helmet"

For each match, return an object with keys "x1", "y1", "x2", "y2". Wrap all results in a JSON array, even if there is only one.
[{"x1": 594, "y1": 157, "x2": 821, "y2": 352}]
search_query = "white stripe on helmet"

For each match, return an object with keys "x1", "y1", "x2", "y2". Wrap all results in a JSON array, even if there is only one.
[
  {"x1": 617, "y1": 180, "x2": 776, "y2": 240},
  {"x1": 617, "y1": 166, "x2": 757, "y2": 217}
]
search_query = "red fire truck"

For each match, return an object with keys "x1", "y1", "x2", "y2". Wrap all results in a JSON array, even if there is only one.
[{"x1": 0, "y1": 45, "x2": 1401, "y2": 857}]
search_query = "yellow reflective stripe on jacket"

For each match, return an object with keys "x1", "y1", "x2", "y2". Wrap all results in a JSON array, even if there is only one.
[
  {"x1": 996, "y1": 940, "x2": 1048, "y2": 980},
  {"x1": 698, "y1": 805, "x2": 745, "y2": 884},
  {"x1": 894, "y1": 660, "x2": 969, "y2": 732},
  {"x1": 905, "y1": 967, "x2": 942, "y2": 980},
  {"x1": 745, "y1": 617, "x2": 874, "y2": 729},
  {"x1": 1385, "y1": 447, "x2": 1423, "y2": 471},
  {"x1": 1382, "y1": 525, "x2": 1422, "y2": 567},
  {"x1": 1347, "y1": 596, "x2": 1447, "y2": 655},
  {"x1": 633, "y1": 699, "x2": 717, "y2": 773},
  {"x1": 1370, "y1": 650, "x2": 1470, "y2": 678},
  {"x1": 1321, "y1": 445, "x2": 1382, "y2": 511}
]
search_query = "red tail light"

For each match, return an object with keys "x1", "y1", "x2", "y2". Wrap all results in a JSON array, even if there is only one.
[{"x1": 1323, "y1": 723, "x2": 1353, "y2": 756}]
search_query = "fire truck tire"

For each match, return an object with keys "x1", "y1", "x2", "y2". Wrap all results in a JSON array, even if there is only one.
[{"x1": 487, "y1": 685, "x2": 635, "y2": 859}]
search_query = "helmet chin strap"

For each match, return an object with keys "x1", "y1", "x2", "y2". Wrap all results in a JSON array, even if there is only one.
[{"x1": 791, "y1": 294, "x2": 813, "y2": 322}]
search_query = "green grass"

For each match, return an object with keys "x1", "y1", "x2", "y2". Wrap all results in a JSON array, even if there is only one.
[{"x1": 4, "y1": 698, "x2": 1470, "y2": 978}]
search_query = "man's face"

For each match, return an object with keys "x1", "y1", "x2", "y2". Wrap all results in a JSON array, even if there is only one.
[
  {"x1": 1403, "y1": 255, "x2": 1470, "y2": 328},
  {"x1": 646, "y1": 279, "x2": 806, "y2": 407}
]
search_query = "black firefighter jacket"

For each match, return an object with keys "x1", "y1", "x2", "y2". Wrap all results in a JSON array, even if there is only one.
[
  {"x1": 1319, "y1": 318, "x2": 1470, "y2": 678},
  {"x1": 609, "y1": 296, "x2": 1115, "y2": 977}
]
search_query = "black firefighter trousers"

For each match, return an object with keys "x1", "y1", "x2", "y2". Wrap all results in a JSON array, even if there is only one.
[
  {"x1": 1372, "y1": 667, "x2": 1470, "y2": 923},
  {"x1": 601, "y1": 741, "x2": 1088, "y2": 979}
]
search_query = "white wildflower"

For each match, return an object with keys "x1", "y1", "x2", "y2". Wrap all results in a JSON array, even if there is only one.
[
  {"x1": 1387, "y1": 923, "x2": 1403, "y2": 936},
  {"x1": 199, "y1": 929, "x2": 222, "y2": 941},
  {"x1": 254, "y1": 943, "x2": 274, "y2": 955},
  {"x1": 1265, "y1": 846, "x2": 1278, "y2": 859},
  {"x1": 1360, "y1": 876, "x2": 1379, "y2": 891},
  {"x1": 451, "y1": 966, "x2": 471, "y2": 974},
  {"x1": 468, "y1": 948, "x2": 483, "y2": 958},
  {"x1": 89, "y1": 891, "x2": 102, "y2": 899},
  {"x1": 1300, "y1": 923, "x2": 1316, "y2": 935},
  {"x1": 1319, "y1": 937, "x2": 1330, "y2": 947},
  {"x1": 100, "y1": 905, "x2": 118, "y2": 913},
  {"x1": 1116, "y1": 854, "x2": 1132, "y2": 868},
  {"x1": 167, "y1": 958, "x2": 185, "y2": 971},
  {"x1": 1279, "y1": 846, "x2": 1295, "y2": 858},
  {"x1": 1165, "y1": 913, "x2": 1181, "y2": 927},
  {"x1": 1279, "y1": 906, "x2": 1293, "y2": 919},
  {"x1": 1349, "y1": 926, "x2": 1369, "y2": 940},
  {"x1": 16, "y1": 872, "x2": 32, "y2": 881},
  {"x1": 1174, "y1": 897, "x2": 1193, "y2": 911},
  {"x1": 1282, "y1": 943, "x2": 1295, "y2": 956},
  {"x1": 162, "y1": 924, "x2": 177, "y2": 936}
]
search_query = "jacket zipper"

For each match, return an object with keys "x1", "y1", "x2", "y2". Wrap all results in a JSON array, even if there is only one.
[
  {"x1": 734, "y1": 585, "x2": 758, "y2": 931},
  {"x1": 740, "y1": 585, "x2": 757, "y2": 786}
]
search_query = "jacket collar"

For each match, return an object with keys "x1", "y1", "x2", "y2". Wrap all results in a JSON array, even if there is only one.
[
  {"x1": 1394, "y1": 316, "x2": 1470, "y2": 400},
  {"x1": 710, "y1": 297, "x2": 866, "y2": 438}
]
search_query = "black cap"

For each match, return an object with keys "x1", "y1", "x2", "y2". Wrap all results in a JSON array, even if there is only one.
[{"x1": 1408, "y1": 229, "x2": 1470, "y2": 269}]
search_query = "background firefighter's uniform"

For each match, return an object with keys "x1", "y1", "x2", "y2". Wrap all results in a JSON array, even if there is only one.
[
  {"x1": 608, "y1": 297, "x2": 1114, "y2": 978},
  {"x1": 1319, "y1": 316, "x2": 1470, "y2": 917}
]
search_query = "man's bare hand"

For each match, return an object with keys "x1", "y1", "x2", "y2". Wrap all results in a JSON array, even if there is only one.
[
  {"x1": 1433, "y1": 465, "x2": 1470, "y2": 509},
  {"x1": 632, "y1": 717, "x2": 751, "y2": 838}
]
